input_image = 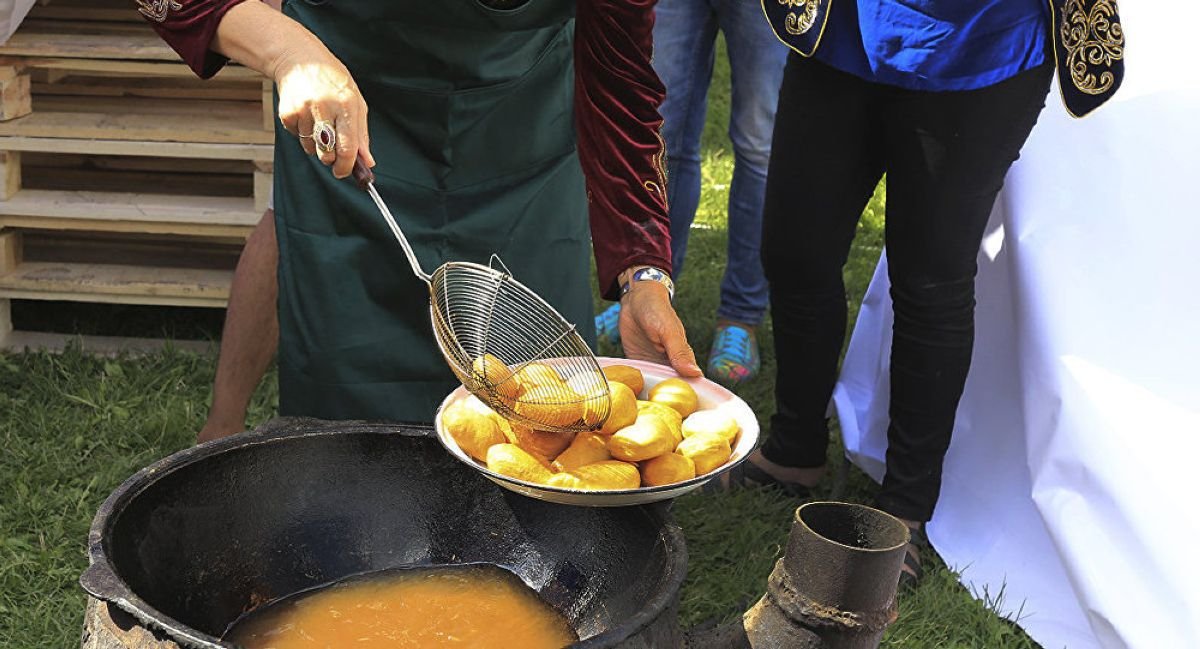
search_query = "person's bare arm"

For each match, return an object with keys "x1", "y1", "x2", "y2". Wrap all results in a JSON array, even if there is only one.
[
  {"x1": 211, "y1": 2, "x2": 372, "y2": 175},
  {"x1": 140, "y1": 0, "x2": 372, "y2": 176}
]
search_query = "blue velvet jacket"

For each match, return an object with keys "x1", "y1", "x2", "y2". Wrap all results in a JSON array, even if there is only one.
[{"x1": 762, "y1": 0, "x2": 1125, "y2": 117}]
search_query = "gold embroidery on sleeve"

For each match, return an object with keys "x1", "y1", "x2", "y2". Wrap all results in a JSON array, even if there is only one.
[
  {"x1": 1061, "y1": 0, "x2": 1125, "y2": 95},
  {"x1": 649, "y1": 127, "x2": 668, "y2": 206},
  {"x1": 779, "y1": 0, "x2": 819, "y2": 36},
  {"x1": 137, "y1": 0, "x2": 182, "y2": 23}
]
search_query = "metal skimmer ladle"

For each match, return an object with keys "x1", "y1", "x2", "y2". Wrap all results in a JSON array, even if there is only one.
[{"x1": 352, "y1": 160, "x2": 611, "y2": 433}]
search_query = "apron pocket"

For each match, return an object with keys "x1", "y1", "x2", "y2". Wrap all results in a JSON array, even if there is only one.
[{"x1": 441, "y1": 21, "x2": 576, "y2": 189}]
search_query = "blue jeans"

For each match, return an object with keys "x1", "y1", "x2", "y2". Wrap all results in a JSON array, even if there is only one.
[{"x1": 653, "y1": 0, "x2": 787, "y2": 326}]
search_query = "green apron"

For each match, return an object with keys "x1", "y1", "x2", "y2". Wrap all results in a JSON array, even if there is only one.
[{"x1": 274, "y1": 0, "x2": 595, "y2": 423}]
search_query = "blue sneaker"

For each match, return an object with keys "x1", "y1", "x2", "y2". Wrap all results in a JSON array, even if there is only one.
[
  {"x1": 595, "y1": 302, "x2": 622, "y2": 345},
  {"x1": 706, "y1": 323, "x2": 760, "y2": 388}
]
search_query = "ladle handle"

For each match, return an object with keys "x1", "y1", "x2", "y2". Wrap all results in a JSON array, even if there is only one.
[
  {"x1": 352, "y1": 154, "x2": 432, "y2": 285},
  {"x1": 352, "y1": 155, "x2": 375, "y2": 191}
]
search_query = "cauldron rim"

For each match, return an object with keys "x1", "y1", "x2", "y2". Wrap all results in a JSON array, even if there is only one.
[{"x1": 81, "y1": 419, "x2": 689, "y2": 649}]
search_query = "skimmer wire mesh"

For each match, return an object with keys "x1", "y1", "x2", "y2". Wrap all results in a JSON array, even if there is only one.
[{"x1": 429, "y1": 260, "x2": 612, "y2": 433}]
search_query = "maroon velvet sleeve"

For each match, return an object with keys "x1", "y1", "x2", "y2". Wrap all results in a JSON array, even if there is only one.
[
  {"x1": 137, "y1": 0, "x2": 248, "y2": 79},
  {"x1": 575, "y1": 0, "x2": 673, "y2": 301}
]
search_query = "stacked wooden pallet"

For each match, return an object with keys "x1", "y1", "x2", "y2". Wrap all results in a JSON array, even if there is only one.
[{"x1": 0, "y1": 0, "x2": 273, "y2": 350}]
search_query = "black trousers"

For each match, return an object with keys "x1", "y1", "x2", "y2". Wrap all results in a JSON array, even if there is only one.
[{"x1": 760, "y1": 55, "x2": 1053, "y2": 522}]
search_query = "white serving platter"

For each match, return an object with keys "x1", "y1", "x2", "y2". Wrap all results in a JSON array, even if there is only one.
[{"x1": 434, "y1": 357, "x2": 759, "y2": 507}]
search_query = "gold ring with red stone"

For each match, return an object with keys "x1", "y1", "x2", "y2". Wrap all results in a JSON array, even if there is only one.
[{"x1": 301, "y1": 120, "x2": 337, "y2": 155}]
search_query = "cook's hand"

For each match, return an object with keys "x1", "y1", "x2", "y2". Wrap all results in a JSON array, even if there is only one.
[
  {"x1": 270, "y1": 39, "x2": 374, "y2": 178},
  {"x1": 617, "y1": 269, "x2": 702, "y2": 378}
]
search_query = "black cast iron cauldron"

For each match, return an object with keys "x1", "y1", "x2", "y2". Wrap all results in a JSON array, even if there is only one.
[{"x1": 80, "y1": 419, "x2": 687, "y2": 649}]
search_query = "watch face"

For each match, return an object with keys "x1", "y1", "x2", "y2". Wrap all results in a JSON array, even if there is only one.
[{"x1": 626, "y1": 268, "x2": 674, "y2": 300}]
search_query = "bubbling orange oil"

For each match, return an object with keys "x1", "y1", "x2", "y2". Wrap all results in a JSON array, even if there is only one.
[{"x1": 224, "y1": 565, "x2": 577, "y2": 648}]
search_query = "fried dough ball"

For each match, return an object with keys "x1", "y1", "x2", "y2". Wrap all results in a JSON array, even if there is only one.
[
  {"x1": 441, "y1": 398, "x2": 507, "y2": 462},
  {"x1": 471, "y1": 353, "x2": 522, "y2": 402},
  {"x1": 676, "y1": 431, "x2": 732, "y2": 476},
  {"x1": 566, "y1": 374, "x2": 614, "y2": 431},
  {"x1": 560, "y1": 460, "x2": 641, "y2": 490},
  {"x1": 681, "y1": 409, "x2": 740, "y2": 445},
  {"x1": 546, "y1": 472, "x2": 587, "y2": 490},
  {"x1": 514, "y1": 386, "x2": 584, "y2": 429},
  {"x1": 602, "y1": 364, "x2": 645, "y2": 396},
  {"x1": 598, "y1": 381, "x2": 638, "y2": 435},
  {"x1": 507, "y1": 423, "x2": 573, "y2": 464},
  {"x1": 648, "y1": 378, "x2": 699, "y2": 418},
  {"x1": 552, "y1": 432, "x2": 612, "y2": 471},
  {"x1": 486, "y1": 444, "x2": 553, "y2": 485},
  {"x1": 607, "y1": 417, "x2": 676, "y2": 462},
  {"x1": 514, "y1": 362, "x2": 566, "y2": 393},
  {"x1": 640, "y1": 452, "x2": 697, "y2": 487},
  {"x1": 636, "y1": 401, "x2": 684, "y2": 445}
]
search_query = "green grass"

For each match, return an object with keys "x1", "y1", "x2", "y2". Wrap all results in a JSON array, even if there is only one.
[
  {"x1": 0, "y1": 39, "x2": 1037, "y2": 648},
  {"x1": 0, "y1": 350, "x2": 279, "y2": 647}
]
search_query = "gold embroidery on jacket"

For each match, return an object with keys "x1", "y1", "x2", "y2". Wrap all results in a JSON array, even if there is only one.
[
  {"x1": 649, "y1": 127, "x2": 668, "y2": 206},
  {"x1": 137, "y1": 0, "x2": 181, "y2": 22},
  {"x1": 779, "y1": 0, "x2": 819, "y2": 36},
  {"x1": 1061, "y1": 0, "x2": 1125, "y2": 95}
]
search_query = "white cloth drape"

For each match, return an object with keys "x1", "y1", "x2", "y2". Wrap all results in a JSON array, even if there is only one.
[
  {"x1": 831, "y1": 3, "x2": 1200, "y2": 647},
  {"x1": 0, "y1": 0, "x2": 34, "y2": 45}
]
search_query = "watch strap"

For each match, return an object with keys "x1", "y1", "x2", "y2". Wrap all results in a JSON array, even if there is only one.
[{"x1": 620, "y1": 267, "x2": 675, "y2": 300}]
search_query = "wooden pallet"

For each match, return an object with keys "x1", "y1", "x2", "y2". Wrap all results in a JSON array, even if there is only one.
[
  {"x1": 0, "y1": 3, "x2": 276, "y2": 350},
  {"x1": 2, "y1": 150, "x2": 265, "y2": 236},
  {"x1": 0, "y1": 228, "x2": 237, "y2": 350},
  {"x1": 0, "y1": 9, "x2": 275, "y2": 232}
]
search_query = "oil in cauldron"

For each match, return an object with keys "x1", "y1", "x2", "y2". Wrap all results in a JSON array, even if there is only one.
[{"x1": 224, "y1": 564, "x2": 577, "y2": 648}]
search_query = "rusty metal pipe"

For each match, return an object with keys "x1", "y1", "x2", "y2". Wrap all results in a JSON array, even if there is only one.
[{"x1": 688, "y1": 501, "x2": 909, "y2": 649}]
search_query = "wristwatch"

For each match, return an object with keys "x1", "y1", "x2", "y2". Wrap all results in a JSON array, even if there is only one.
[{"x1": 620, "y1": 266, "x2": 675, "y2": 301}]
